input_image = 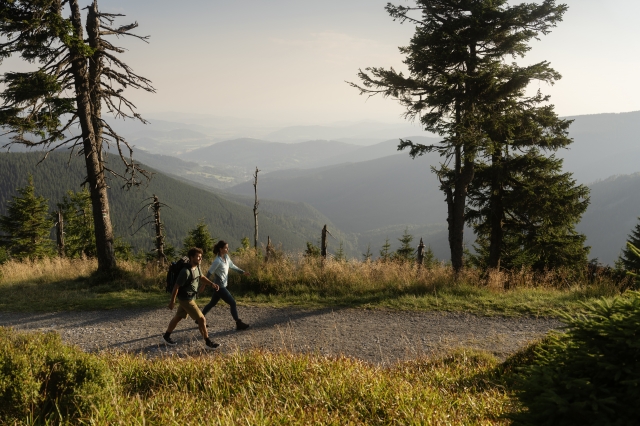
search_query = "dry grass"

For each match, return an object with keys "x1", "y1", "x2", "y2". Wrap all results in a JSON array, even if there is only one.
[
  {"x1": 0, "y1": 327, "x2": 517, "y2": 425},
  {"x1": 0, "y1": 254, "x2": 625, "y2": 316}
]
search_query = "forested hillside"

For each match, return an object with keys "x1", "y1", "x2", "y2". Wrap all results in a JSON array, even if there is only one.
[
  {"x1": 0, "y1": 152, "x2": 353, "y2": 255},
  {"x1": 228, "y1": 153, "x2": 446, "y2": 233},
  {"x1": 576, "y1": 173, "x2": 640, "y2": 264}
]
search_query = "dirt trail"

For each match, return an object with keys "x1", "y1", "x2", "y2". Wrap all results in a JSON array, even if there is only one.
[{"x1": 0, "y1": 305, "x2": 561, "y2": 364}]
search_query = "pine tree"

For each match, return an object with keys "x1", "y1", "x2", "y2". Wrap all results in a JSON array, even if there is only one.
[
  {"x1": 181, "y1": 220, "x2": 216, "y2": 261},
  {"x1": 304, "y1": 241, "x2": 320, "y2": 258},
  {"x1": 394, "y1": 227, "x2": 415, "y2": 262},
  {"x1": 468, "y1": 150, "x2": 589, "y2": 271},
  {"x1": 0, "y1": 1, "x2": 154, "y2": 272},
  {"x1": 424, "y1": 245, "x2": 435, "y2": 269},
  {"x1": 619, "y1": 218, "x2": 640, "y2": 272},
  {"x1": 379, "y1": 238, "x2": 391, "y2": 262},
  {"x1": 55, "y1": 188, "x2": 95, "y2": 258},
  {"x1": 232, "y1": 237, "x2": 251, "y2": 255},
  {"x1": 334, "y1": 241, "x2": 346, "y2": 262},
  {"x1": 0, "y1": 176, "x2": 54, "y2": 260},
  {"x1": 362, "y1": 244, "x2": 373, "y2": 262},
  {"x1": 352, "y1": 0, "x2": 567, "y2": 271}
]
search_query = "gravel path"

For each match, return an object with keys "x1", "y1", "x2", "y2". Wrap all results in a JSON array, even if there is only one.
[{"x1": 0, "y1": 305, "x2": 561, "y2": 364}]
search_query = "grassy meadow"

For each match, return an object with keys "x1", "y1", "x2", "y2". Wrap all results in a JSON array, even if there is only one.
[
  {"x1": 0, "y1": 327, "x2": 523, "y2": 425},
  {"x1": 0, "y1": 253, "x2": 629, "y2": 316}
]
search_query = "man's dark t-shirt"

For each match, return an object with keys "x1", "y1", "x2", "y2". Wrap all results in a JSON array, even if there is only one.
[{"x1": 176, "y1": 266, "x2": 200, "y2": 301}]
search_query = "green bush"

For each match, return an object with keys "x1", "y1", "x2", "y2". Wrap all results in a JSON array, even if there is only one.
[
  {"x1": 512, "y1": 292, "x2": 640, "y2": 425},
  {"x1": 0, "y1": 327, "x2": 116, "y2": 423}
]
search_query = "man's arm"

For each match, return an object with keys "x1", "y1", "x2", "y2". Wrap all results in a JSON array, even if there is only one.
[
  {"x1": 168, "y1": 268, "x2": 188, "y2": 310},
  {"x1": 199, "y1": 275, "x2": 219, "y2": 292},
  {"x1": 168, "y1": 283, "x2": 180, "y2": 310}
]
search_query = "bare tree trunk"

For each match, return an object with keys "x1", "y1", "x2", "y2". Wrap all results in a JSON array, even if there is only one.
[
  {"x1": 450, "y1": 156, "x2": 474, "y2": 272},
  {"x1": 152, "y1": 195, "x2": 166, "y2": 265},
  {"x1": 416, "y1": 237, "x2": 425, "y2": 267},
  {"x1": 265, "y1": 236, "x2": 274, "y2": 263},
  {"x1": 488, "y1": 151, "x2": 503, "y2": 271},
  {"x1": 253, "y1": 167, "x2": 260, "y2": 250},
  {"x1": 321, "y1": 225, "x2": 328, "y2": 259},
  {"x1": 69, "y1": 0, "x2": 116, "y2": 272},
  {"x1": 56, "y1": 209, "x2": 65, "y2": 257}
]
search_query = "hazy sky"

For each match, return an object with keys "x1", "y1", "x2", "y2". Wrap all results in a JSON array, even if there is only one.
[{"x1": 4, "y1": 0, "x2": 640, "y2": 126}]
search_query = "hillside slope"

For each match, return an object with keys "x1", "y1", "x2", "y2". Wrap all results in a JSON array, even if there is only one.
[
  {"x1": 0, "y1": 152, "x2": 352, "y2": 255},
  {"x1": 576, "y1": 173, "x2": 640, "y2": 265}
]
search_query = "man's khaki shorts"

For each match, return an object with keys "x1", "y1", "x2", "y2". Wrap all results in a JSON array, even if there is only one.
[{"x1": 174, "y1": 299, "x2": 205, "y2": 321}]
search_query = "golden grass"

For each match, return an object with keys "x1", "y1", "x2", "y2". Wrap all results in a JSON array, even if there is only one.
[
  {"x1": 95, "y1": 349, "x2": 514, "y2": 425},
  {"x1": 0, "y1": 254, "x2": 624, "y2": 315},
  {"x1": 1, "y1": 326, "x2": 521, "y2": 425}
]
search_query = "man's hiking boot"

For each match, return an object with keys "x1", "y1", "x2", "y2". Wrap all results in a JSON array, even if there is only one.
[
  {"x1": 162, "y1": 333, "x2": 177, "y2": 346},
  {"x1": 204, "y1": 339, "x2": 220, "y2": 350},
  {"x1": 236, "y1": 320, "x2": 250, "y2": 331}
]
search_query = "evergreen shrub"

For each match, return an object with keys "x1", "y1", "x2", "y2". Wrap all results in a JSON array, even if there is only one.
[
  {"x1": 0, "y1": 328, "x2": 115, "y2": 422},
  {"x1": 512, "y1": 292, "x2": 640, "y2": 425}
]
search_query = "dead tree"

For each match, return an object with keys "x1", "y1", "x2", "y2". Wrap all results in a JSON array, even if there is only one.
[
  {"x1": 253, "y1": 167, "x2": 260, "y2": 251},
  {"x1": 152, "y1": 195, "x2": 166, "y2": 264},
  {"x1": 130, "y1": 195, "x2": 169, "y2": 264},
  {"x1": 265, "y1": 235, "x2": 275, "y2": 263},
  {"x1": 321, "y1": 225, "x2": 328, "y2": 259},
  {"x1": 0, "y1": 1, "x2": 155, "y2": 272},
  {"x1": 416, "y1": 238, "x2": 425, "y2": 268},
  {"x1": 55, "y1": 209, "x2": 65, "y2": 257},
  {"x1": 321, "y1": 225, "x2": 335, "y2": 259}
]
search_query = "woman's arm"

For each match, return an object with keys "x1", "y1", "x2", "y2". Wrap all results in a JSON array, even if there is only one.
[{"x1": 228, "y1": 255, "x2": 250, "y2": 276}]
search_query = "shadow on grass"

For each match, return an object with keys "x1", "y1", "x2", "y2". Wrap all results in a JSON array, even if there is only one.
[{"x1": 0, "y1": 266, "x2": 166, "y2": 313}]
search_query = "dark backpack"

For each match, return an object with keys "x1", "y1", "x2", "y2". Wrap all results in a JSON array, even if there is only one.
[{"x1": 166, "y1": 256, "x2": 192, "y2": 293}]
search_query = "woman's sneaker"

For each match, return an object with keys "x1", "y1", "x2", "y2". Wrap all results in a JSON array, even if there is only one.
[
  {"x1": 162, "y1": 333, "x2": 177, "y2": 346},
  {"x1": 204, "y1": 339, "x2": 220, "y2": 350},
  {"x1": 236, "y1": 320, "x2": 250, "y2": 331}
]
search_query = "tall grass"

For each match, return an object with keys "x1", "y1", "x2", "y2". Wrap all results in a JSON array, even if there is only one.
[
  {"x1": 0, "y1": 254, "x2": 627, "y2": 315},
  {"x1": 0, "y1": 327, "x2": 516, "y2": 425}
]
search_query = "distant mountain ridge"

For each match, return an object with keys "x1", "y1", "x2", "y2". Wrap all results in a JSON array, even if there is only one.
[{"x1": 181, "y1": 138, "x2": 363, "y2": 172}]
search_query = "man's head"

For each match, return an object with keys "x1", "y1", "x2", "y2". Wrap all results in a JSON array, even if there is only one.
[{"x1": 187, "y1": 247, "x2": 204, "y2": 265}]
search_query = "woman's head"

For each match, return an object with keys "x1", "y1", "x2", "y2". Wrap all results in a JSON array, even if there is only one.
[{"x1": 213, "y1": 240, "x2": 229, "y2": 256}]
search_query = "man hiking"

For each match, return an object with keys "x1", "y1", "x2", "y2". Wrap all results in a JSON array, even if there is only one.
[{"x1": 163, "y1": 247, "x2": 220, "y2": 350}]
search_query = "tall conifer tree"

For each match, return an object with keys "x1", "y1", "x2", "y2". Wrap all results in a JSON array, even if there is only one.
[
  {"x1": 619, "y1": 218, "x2": 640, "y2": 273},
  {"x1": 351, "y1": 0, "x2": 567, "y2": 271},
  {"x1": 395, "y1": 227, "x2": 415, "y2": 261},
  {"x1": 181, "y1": 220, "x2": 216, "y2": 261},
  {"x1": 469, "y1": 150, "x2": 589, "y2": 271},
  {"x1": 55, "y1": 188, "x2": 96, "y2": 258},
  {"x1": 466, "y1": 96, "x2": 590, "y2": 271},
  {"x1": 0, "y1": 1, "x2": 154, "y2": 272},
  {"x1": 0, "y1": 176, "x2": 54, "y2": 260}
]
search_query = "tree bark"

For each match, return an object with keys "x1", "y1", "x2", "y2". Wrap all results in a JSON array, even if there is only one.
[
  {"x1": 153, "y1": 195, "x2": 166, "y2": 265},
  {"x1": 488, "y1": 151, "x2": 503, "y2": 270},
  {"x1": 321, "y1": 225, "x2": 328, "y2": 259},
  {"x1": 253, "y1": 167, "x2": 259, "y2": 250},
  {"x1": 449, "y1": 154, "x2": 474, "y2": 272},
  {"x1": 69, "y1": 0, "x2": 116, "y2": 272},
  {"x1": 56, "y1": 209, "x2": 65, "y2": 257},
  {"x1": 416, "y1": 237, "x2": 425, "y2": 267}
]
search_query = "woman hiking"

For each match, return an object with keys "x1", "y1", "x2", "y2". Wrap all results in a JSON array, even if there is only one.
[{"x1": 200, "y1": 240, "x2": 251, "y2": 330}]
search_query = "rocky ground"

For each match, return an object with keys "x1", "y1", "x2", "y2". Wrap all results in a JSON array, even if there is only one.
[{"x1": 0, "y1": 304, "x2": 562, "y2": 364}]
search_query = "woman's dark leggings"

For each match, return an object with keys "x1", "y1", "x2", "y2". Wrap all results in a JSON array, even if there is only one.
[{"x1": 201, "y1": 286, "x2": 238, "y2": 321}]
